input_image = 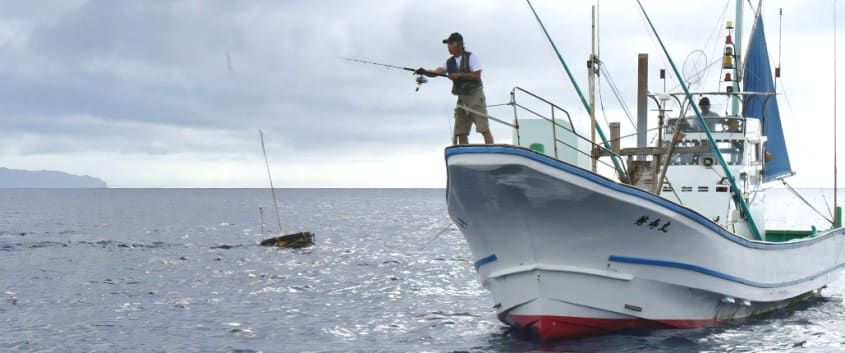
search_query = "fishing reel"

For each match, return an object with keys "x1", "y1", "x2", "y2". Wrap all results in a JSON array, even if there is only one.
[{"x1": 414, "y1": 74, "x2": 428, "y2": 92}]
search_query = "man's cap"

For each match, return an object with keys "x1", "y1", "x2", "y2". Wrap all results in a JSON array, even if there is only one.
[
  {"x1": 699, "y1": 97, "x2": 711, "y2": 106},
  {"x1": 442, "y1": 32, "x2": 463, "y2": 44}
]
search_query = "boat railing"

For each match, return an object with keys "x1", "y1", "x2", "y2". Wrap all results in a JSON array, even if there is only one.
[{"x1": 507, "y1": 86, "x2": 626, "y2": 173}]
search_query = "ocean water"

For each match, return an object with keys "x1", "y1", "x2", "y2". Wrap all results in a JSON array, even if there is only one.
[{"x1": 0, "y1": 188, "x2": 844, "y2": 353}]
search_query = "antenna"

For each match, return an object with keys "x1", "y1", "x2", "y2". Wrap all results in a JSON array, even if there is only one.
[
  {"x1": 776, "y1": 8, "x2": 783, "y2": 90},
  {"x1": 259, "y1": 129, "x2": 284, "y2": 233},
  {"x1": 835, "y1": 0, "x2": 839, "y2": 226}
]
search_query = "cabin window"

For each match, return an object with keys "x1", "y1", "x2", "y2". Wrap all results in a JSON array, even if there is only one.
[
  {"x1": 716, "y1": 186, "x2": 729, "y2": 192},
  {"x1": 698, "y1": 186, "x2": 709, "y2": 192},
  {"x1": 717, "y1": 140, "x2": 744, "y2": 165},
  {"x1": 681, "y1": 186, "x2": 693, "y2": 192},
  {"x1": 665, "y1": 139, "x2": 744, "y2": 166},
  {"x1": 664, "y1": 117, "x2": 744, "y2": 134}
]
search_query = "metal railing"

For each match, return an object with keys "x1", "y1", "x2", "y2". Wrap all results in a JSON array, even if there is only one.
[{"x1": 507, "y1": 86, "x2": 628, "y2": 175}]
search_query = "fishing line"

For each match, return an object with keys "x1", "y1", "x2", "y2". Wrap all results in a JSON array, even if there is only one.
[
  {"x1": 341, "y1": 57, "x2": 447, "y2": 91},
  {"x1": 424, "y1": 219, "x2": 458, "y2": 246}
]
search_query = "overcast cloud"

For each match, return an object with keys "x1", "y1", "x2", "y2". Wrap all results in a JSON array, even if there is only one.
[{"x1": 0, "y1": 1, "x2": 841, "y2": 187}]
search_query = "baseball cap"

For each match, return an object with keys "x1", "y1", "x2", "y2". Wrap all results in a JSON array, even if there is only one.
[{"x1": 442, "y1": 32, "x2": 463, "y2": 44}]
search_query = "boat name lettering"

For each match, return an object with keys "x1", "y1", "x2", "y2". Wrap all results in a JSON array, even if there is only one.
[
  {"x1": 634, "y1": 216, "x2": 649, "y2": 226},
  {"x1": 647, "y1": 219, "x2": 662, "y2": 229},
  {"x1": 633, "y1": 216, "x2": 671, "y2": 233}
]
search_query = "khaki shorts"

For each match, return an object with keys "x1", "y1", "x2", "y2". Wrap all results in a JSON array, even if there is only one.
[{"x1": 453, "y1": 89, "x2": 489, "y2": 135}]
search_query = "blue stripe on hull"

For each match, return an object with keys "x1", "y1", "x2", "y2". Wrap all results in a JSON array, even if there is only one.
[
  {"x1": 609, "y1": 255, "x2": 845, "y2": 288},
  {"x1": 473, "y1": 254, "x2": 497, "y2": 270}
]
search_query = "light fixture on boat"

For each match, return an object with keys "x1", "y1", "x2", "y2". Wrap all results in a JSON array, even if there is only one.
[
  {"x1": 702, "y1": 157, "x2": 715, "y2": 167},
  {"x1": 724, "y1": 72, "x2": 732, "y2": 82},
  {"x1": 725, "y1": 34, "x2": 733, "y2": 45},
  {"x1": 726, "y1": 20, "x2": 734, "y2": 30},
  {"x1": 721, "y1": 296, "x2": 736, "y2": 304},
  {"x1": 722, "y1": 54, "x2": 733, "y2": 69}
]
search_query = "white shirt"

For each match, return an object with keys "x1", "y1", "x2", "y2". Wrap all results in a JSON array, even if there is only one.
[{"x1": 438, "y1": 53, "x2": 483, "y2": 73}]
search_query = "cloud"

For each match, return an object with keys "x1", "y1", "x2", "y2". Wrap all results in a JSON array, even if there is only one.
[{"x1": 0, "y1": 0, "x2": 840, "y2": 187}]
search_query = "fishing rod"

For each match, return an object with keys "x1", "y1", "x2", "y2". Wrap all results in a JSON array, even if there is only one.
[{"x1": 342, "y1": 57, "x2": 447, "y2": 91}]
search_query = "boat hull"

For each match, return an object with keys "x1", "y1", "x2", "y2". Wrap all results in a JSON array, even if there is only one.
[{"x1": 445, "y1": 145, "x2": 845, "y2": 340}]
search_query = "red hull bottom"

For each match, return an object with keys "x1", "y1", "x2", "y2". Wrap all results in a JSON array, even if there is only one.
[{"x1": 503, "y1": 314, "x2": 720, "y2": 341}]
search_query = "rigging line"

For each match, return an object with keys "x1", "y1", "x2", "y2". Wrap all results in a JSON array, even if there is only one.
[
  {"x1": 781, "y1": 179, "x2": 834, "y2": 224},
  {"x1": 657, "y1": 178, "x2": 685, "y2": 206},
  {"x1": 598, "y1": 79, "x2": 611, "y2": 129},
  {"x1": 746, "y1": 0, "x2": 757, "y2": 15},
  {"x1": 598, "y1": 63, "x2": 637, "y2": 129},
  {"x1": 259, "y1": 129, "x2": 284, "y2": 233},
  {"x1": 773, "y1": 77, "x2": 798, "y2": 126},
  {"x1": 701, "y1": 1, "x2": 731, "y2": 88},
  {"x1": 821, "y1": 189, "x2": 834, "y2": 222},
  {"x1": 618, "y1": 126, "x2": 661, "y2": 141},
  {"x1": 425, "y1": 220, "x2": 457, "y2": 245},
  {"x1": 776, "y1": 8, "x2": 783, "y2": 92}
]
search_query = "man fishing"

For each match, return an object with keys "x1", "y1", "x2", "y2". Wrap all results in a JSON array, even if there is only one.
[{"x1": 416, "y1": 32, "x2": 494, "y2": 145}]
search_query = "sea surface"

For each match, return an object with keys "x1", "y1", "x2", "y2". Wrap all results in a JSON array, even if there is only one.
[{"x1": 1, "y1": 188, "x2": 844, "y2": 353}]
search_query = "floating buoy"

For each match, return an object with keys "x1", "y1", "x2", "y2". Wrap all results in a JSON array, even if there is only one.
[{"x1": 259, "y1": 232, "x2": 315, "y2": 248}]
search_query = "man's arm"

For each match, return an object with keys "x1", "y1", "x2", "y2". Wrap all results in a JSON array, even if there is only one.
[
  {"x1": 414, "y1": 67, "x2": 445, "y2": 77},
  {"x1": 448, "y1": 70, "x2": 481, "y2": 81}
]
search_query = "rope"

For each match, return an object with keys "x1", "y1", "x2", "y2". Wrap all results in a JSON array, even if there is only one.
[
  {"x1": 422, "y1": 220, "x2": 458, "y2": 248},
  {"x1": 781, "y1": 179, "x2": 833, "y2": 224},
  {"x1": 598, "y1": 63, "x2": 637, "y2": 129}
]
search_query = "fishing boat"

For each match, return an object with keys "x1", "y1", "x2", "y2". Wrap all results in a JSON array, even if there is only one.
[{"x1": 445, "y1": 2, "x2": 845, "y2": 340}]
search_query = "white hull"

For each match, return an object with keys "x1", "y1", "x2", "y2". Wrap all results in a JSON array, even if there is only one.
[{"x1": 446, "y1": 145, "x2": 845, "y2": 339}]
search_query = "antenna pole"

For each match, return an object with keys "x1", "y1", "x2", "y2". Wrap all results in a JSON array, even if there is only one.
[
  {"x1": 732, "y1": 0, "x2": 743, "y2": 115},
  {"x1": 835, "y1": 0, "x2": 839, "y2": 226},
  {"x1": 259, "y1": 129, "x2": 284, "y2": 233},
  {"x1": 589, "y1": 6, "x2": 597, "y2": 172},
  {"x1": 776, "y1": 8, "x2": 783, "y2": 91}
]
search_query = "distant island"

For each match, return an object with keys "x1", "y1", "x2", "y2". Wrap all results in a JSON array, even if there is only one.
[{"x1": 0, "y1": 167, "x2": 108, "y2": 188}]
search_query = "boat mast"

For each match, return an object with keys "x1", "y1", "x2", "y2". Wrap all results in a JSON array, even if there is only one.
[
  {"x1": 524, "y1": 0, "x2": 628, "y2": 180},
  {"x1": 589, "y1": 5, "x2": 598, "y2": 172},
  {"x1": 732, "y1": 0, "x2": 742, "y2": 115},
  {"x1": 259, "y1": 129, "x2": 284, "y2": 234},
  {"x1": 835, "y1": 0, "x2": 839, "y2": 226}
]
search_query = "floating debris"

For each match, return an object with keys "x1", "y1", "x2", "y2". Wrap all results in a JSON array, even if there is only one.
[{"x1": 259, "y1": 232, "x2": 315, "y2": 248}]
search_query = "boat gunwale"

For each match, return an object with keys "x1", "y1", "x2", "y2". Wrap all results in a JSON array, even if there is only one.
[{"x1": 445, "y1": 144, "x2": 844, "y2": 250}]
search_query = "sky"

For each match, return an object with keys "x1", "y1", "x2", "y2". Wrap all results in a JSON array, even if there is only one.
[{"x1": 0, "y1": 0, "x2": 842, "y2": 188}]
